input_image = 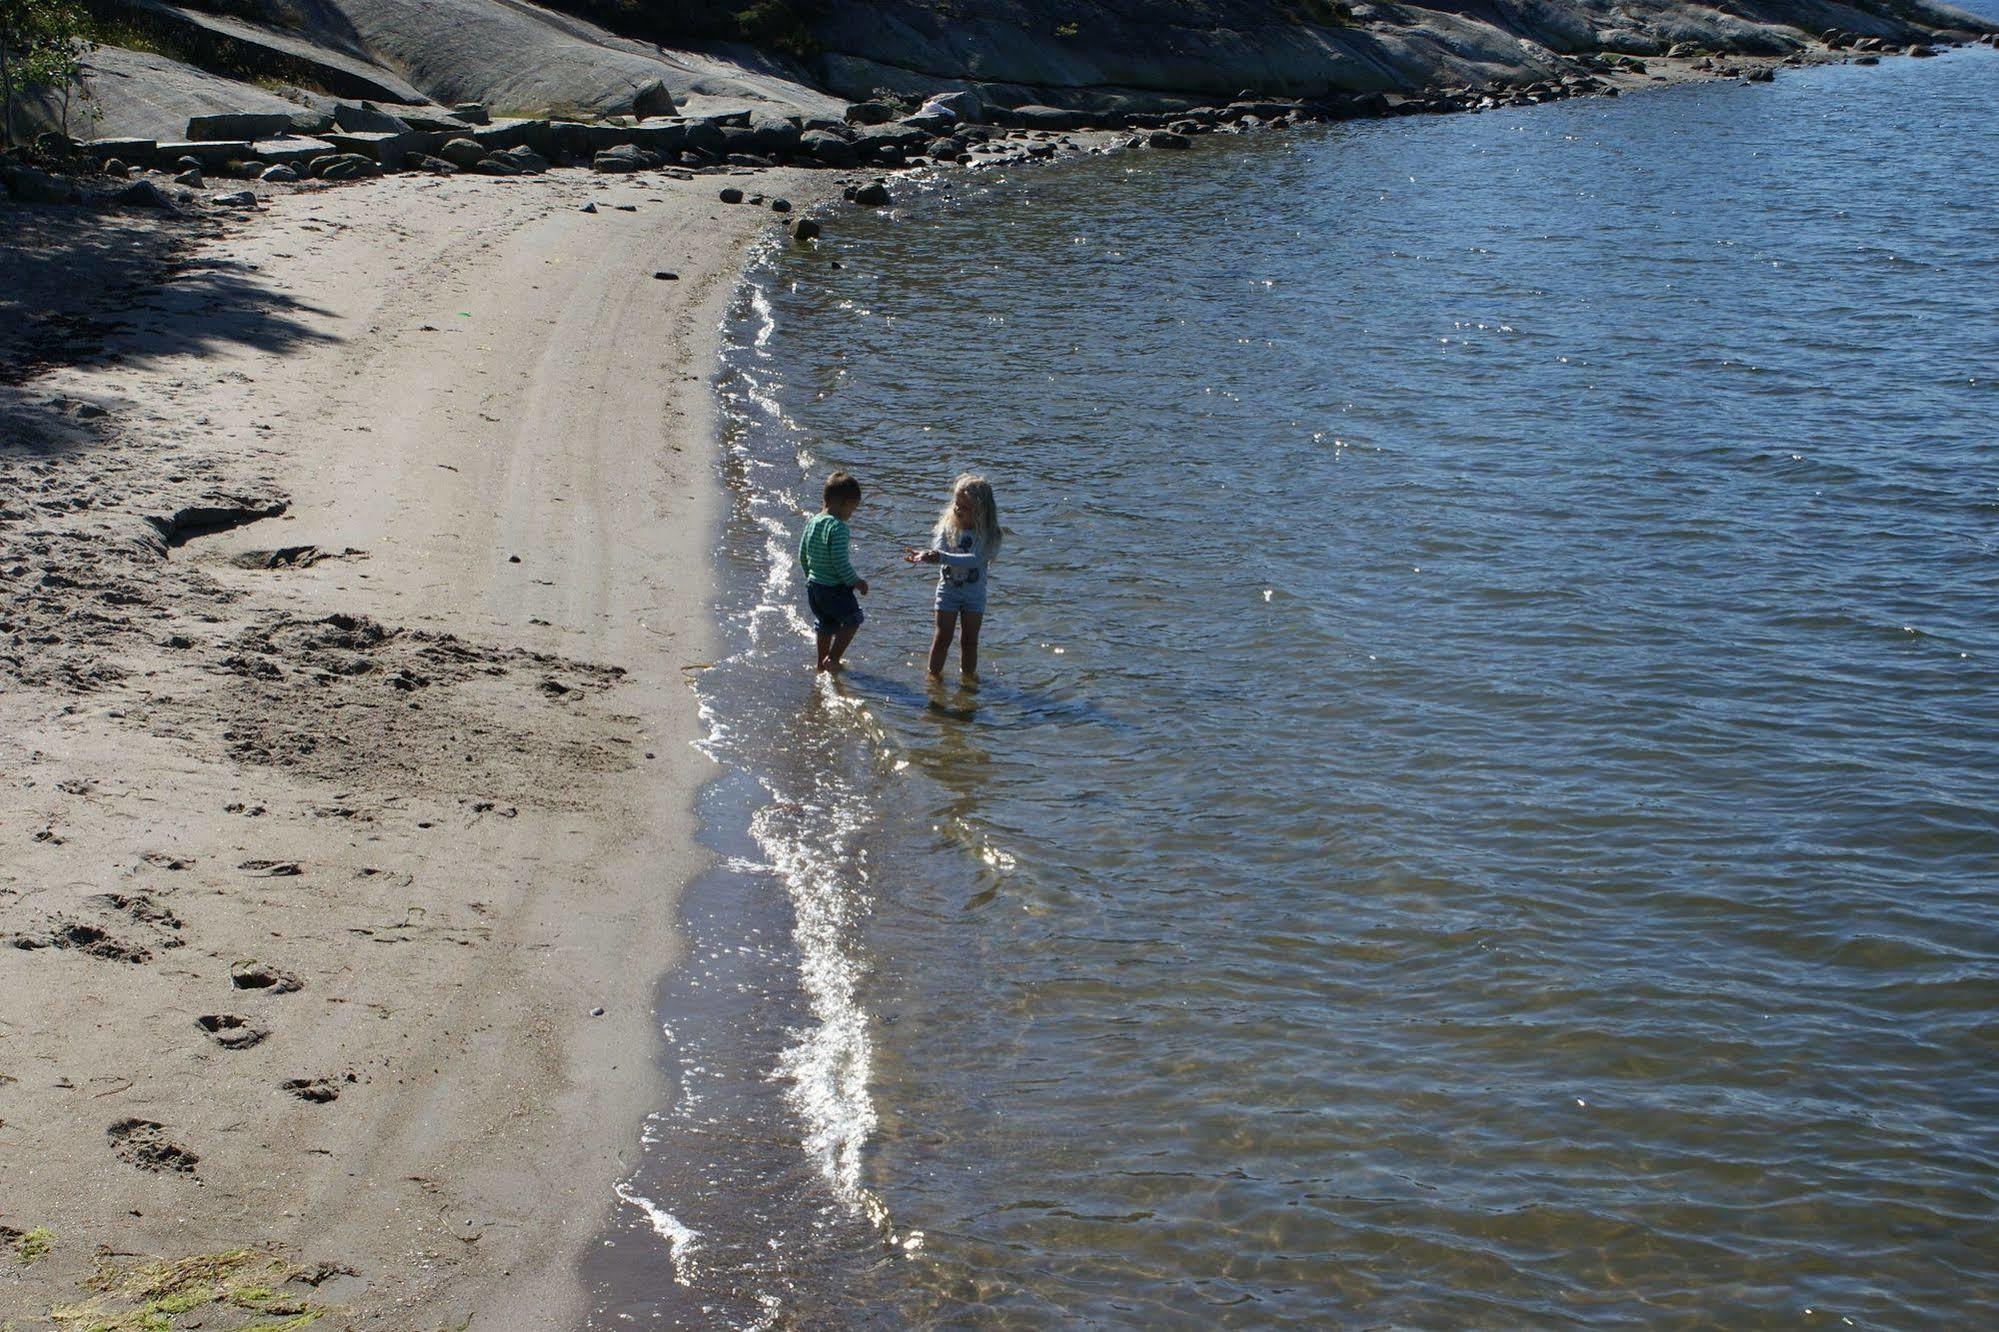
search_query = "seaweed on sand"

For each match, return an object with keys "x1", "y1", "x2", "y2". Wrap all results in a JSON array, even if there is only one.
[{"x1": 48, "y1": 1249, "x2": 329, "y2": 1331}]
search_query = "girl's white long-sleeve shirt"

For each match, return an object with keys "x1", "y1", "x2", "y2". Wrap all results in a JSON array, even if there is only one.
[{"x1": 932, "y1": 530, "x2": 989, "y2": 584}]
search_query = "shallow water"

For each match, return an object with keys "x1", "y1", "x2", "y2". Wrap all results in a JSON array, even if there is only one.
[{"x1": 588, "y1": 45, "x2": 1999, "y2": 1329}]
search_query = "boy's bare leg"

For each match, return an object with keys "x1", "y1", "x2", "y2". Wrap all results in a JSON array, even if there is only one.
[
  {"x1": 816, "y1": 631, "x2": 833, "y2": 672},
  {"x1": 927, "y1": 611, "x2": 958, "y2": 677},
  {"x1": 959, "y1": 612, "x2": 983, "y2": 677},
  {"x1": 825, "y1": 623, "x2": 860, "y2": 671}
]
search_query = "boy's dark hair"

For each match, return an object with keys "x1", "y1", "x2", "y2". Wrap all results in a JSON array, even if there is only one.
[{"x1": 824, "y1": 471, "x2": 862, "y2": 507}]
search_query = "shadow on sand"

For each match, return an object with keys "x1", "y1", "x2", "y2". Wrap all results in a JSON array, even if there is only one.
[{"x1": 0, "y1": 199, "x2": 336, "y2": 394}]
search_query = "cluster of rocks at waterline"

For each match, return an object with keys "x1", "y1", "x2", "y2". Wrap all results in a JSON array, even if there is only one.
[
  {"x1": 26, "y1": 0, "x2": 1992, "y2": 153},
  {"x1": 8, "y1": 27, "x2": 1993, "y2": 216}
]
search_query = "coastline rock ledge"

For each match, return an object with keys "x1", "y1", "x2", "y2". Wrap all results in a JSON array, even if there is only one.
[{"x1": 16, "y1": 0, "x2": 1994, "y2": 158}]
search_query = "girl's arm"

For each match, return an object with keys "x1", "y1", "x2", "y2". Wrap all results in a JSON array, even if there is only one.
[{"x1": 928, "y1": 538, "x2": 981, "y2": 569}]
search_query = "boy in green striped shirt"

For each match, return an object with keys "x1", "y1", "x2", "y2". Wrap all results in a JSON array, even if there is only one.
[{"x1": 798, "y1": 470, "x2": 870, "y2": 672}]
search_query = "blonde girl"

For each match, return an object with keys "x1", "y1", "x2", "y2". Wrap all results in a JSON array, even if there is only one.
[{"x1": 904, "y1": 474, "x2": 1002, "y2": 678}]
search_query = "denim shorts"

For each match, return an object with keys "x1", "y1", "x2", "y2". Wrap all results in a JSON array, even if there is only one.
[
  {"x1": 935, "y1": 575, "x2": 987, "y2": 616},
  {"x1": 806, "y1": 581, "x2": 864, "y2": 634}
]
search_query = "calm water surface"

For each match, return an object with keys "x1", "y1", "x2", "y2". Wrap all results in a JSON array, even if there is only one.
[{"x1": 588, "y1": 45, "x2": 1999, "y2": 1330}]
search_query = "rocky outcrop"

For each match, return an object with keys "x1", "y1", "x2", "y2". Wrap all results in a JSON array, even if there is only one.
[
  {"x1": 38, "y1": 45, "x2": 320, "y2": 141},
  {"x1": 21, "y1": 0, "x2": 1994, "y2": 151},
  {"x1": 799, "y1": 0, "x2": 1993, "y2": 105}
]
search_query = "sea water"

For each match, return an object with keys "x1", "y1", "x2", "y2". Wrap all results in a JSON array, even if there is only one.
[{"x1": 587, "y1": 41, "x2": 1999, "y2": 1329}]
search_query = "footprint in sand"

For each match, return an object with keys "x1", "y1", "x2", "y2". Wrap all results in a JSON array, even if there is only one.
[
  {"x1": 229, "y1": 959, "x2": 304, "y2": 992},
  {"x1": 196, "y1": 1014, "x2": 268, "y2": 1049},
  {"x1": 107, "y1": 1118, "x2": 199, "y2": 1174},
  {"x1": 280, "y1": 1077, "x2": 343, "y2": 1104}
]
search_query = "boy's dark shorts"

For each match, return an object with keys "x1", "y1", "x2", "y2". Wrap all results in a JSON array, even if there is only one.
[{"x1": 806, "y1": 581, "x2": 864, "y2": 635}]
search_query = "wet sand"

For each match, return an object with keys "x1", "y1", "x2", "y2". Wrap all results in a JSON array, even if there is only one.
[{"x1": 1, "y1": 166, "x2": 833, "y2": 1328}]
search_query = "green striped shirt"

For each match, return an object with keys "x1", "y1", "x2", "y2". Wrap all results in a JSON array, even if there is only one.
[{"x1": 798, "y1": 511, "x2": 859, "y2": 586}]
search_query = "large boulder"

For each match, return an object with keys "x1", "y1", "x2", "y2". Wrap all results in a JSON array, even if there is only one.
[
  {"x1": 469, "y1": 118, "x2": 552, "y2": 154},
  {"x1": 154, "y1": 139, "x2": 254, "y2": 169},
  {"x1": 311, "y1": 152, "x2": 383, "y2": 180},
  {"x1": 593, "y1": 142, "x2": 661, "y2": 172},
  {"x1": 718, "y1": 114, "x2": 803, "y2": 158},
  {"x1": 323, "y1": 129, "x2": 442, "y2": 167},
  {"x1": 439, "y1": 137, "x2": 489, "y2": 167},
  {"x1": 799, "y1": 128, "x2": 859, "y2": 167},
  {"x1": 113, "y1": 179, "x2": 179, "y2": 211},
  {"x1": 84, "y1": 137, "x2": 158, "y2": 166},
  {"x1": 852, "y1": 122, "x2": 929, "y2": 153},
  {"x1": 1009, "y1": 104, "x2": 1092, "y2": 131},
  {"x1": 625, "y1": 121, "x2": 694, "y2": 154},
  {"x1": 632, "y1": 79, "x2": 678, "y2": 119},
  {"x1": 0, "y1": 163, "x2": 80, "y2": 204},
  {"x1": 187, "y1": 112, "x2": 306, "y2": 141},
  {"x1": 250, "y1": 136, "x2": 337, "y2": 166},
  {"x1": 490, "y1": 144, "x2": 548, "y2": 174},
  {"x1": 333, "y1": 102, "x2": 413, "y2": 134},
  {"x1": 920, "y1": 90, "x2": 981, "y2": 122}
]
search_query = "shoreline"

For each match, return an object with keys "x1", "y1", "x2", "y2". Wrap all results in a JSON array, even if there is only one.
[
  {"x1": 3, "y1": 39, "x2": 1992, "y2": 1329},
  {"x1": 1, "y1": 163, "x2": 836, "y2": 1328}
]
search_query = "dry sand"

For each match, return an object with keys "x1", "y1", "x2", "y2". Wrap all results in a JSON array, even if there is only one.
[{"x1": 2, "y1": 165, "x2": 833, "y2": 1329}]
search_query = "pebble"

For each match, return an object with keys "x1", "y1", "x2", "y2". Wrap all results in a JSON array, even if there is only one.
[{"x1": 653, "y1": 271, "x2": 679, "y2": 280}]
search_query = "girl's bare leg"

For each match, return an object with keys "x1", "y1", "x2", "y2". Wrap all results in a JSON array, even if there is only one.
[
  {"x1": 927, "y1": 611, "x2": 958, "y2": 677},
  {"x1": 815, "y1": 631, "x2": 833, "y2": 672},
  {"x1": 959, "y1": 612, "x2": 983, "y2": 677}
]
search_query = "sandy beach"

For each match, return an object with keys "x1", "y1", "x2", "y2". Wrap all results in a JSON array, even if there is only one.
[
  {"x1": 1, "y1": 18, "x2": 1982, "y2": 1320},
  {"x1": 2, "y1": 164, "x2": 833, "y2": 1328}
]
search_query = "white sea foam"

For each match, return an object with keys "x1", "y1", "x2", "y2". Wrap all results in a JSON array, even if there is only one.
[{"x1": 614, "y1": 1180, "x2": 701, "y2": 1286}]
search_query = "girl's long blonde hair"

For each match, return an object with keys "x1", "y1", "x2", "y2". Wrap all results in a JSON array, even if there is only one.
[{"x1": 934, "y1": 473, "x2": 1002, "y2": 562}]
